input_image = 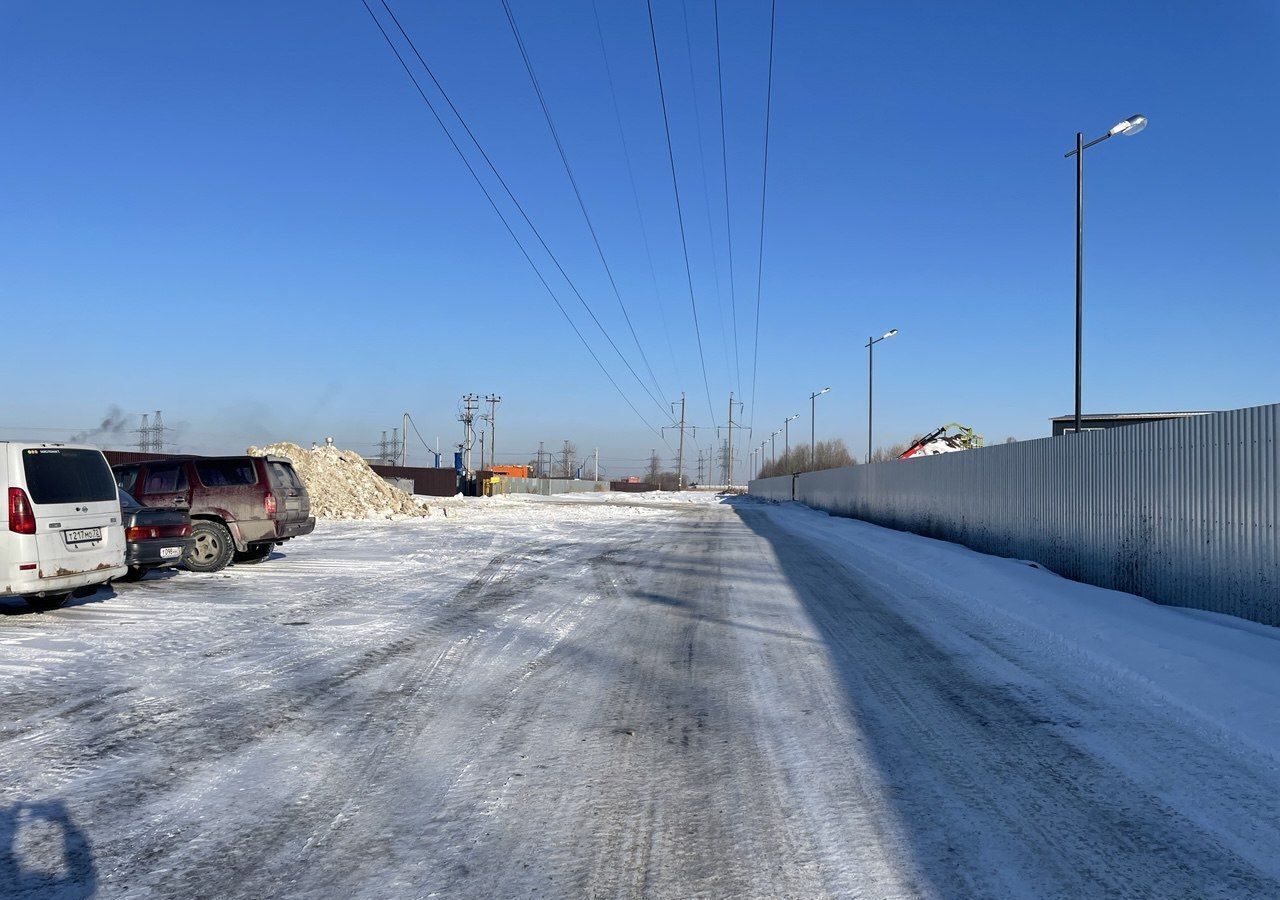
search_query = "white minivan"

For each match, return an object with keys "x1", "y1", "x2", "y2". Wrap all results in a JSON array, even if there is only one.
[{"x1": 2, "y1": 442, "x2": 126, "y2": 609}]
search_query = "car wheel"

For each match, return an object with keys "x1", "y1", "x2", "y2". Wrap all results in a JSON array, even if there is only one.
[
  {"x1": 116, "y1": 566, "x2": 147, "y2": 582},
  {"x1": 184, "y1": 520, "x2": 235, "y2": 573},
  {"x1": 23, "y1": 593, "x2": 71, "y2": 611},
  {"x1": 233, "y1": 543, "x2": 273, "y2": 564}
]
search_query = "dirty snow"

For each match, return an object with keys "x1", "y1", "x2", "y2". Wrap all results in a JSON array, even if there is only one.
[
  {"x1": 2, "y1": 492, "x2": 1278, "y2": 898},
  {"x1": 247, "y1": 441, "x2": 426, "y2": 519}
]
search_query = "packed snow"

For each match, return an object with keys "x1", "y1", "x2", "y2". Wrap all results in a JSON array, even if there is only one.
[{"x1": 2, "y1": 492, "x2": 1277, "y2": 898}]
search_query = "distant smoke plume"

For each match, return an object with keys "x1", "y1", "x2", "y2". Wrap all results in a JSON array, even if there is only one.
[{"x1": 69, "y1": 406, "x2": 134, "y2": 445}]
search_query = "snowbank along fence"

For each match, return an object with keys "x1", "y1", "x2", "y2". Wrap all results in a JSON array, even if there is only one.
[{"x1": 749, "y1": 403, "x2": 1279, "y2": 626}]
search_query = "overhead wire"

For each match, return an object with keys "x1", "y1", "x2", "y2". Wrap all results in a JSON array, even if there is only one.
[
  {"x1": 360, "y1": 0, "x2": 670, "y2": 446},
  {"x1": 678, "y1": 0, "x2": 734, "y2": 389},
  {"x1": 590, "y1": 0, "x2": 682, "y2": 387},
  {"x1": 712, "y1": 0, "x2": 742, "y2": 400},
  {"x1": 645, "y1": 0, "x2": 718, "y2": 429},
  {"x1": 499, "y1": 0, "x2": 670, "y2": 408},
  {"x1": 747, "y1": 0, "x2": 777, "y2": 438},
  {"x1": 374, "y1": 0, "x2": 675, "y2": 431}
]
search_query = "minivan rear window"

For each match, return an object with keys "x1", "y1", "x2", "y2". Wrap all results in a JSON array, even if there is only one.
[
  {"x1": 22, "y1": 448, "x2": 118, "y2": 504},
  {"x1": 195, "y1": 459, "x2": 257, "y2": 487}
]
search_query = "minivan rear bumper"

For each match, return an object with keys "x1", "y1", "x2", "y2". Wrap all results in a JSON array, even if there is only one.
[{"x1": 2, "y1": 564, "x2": 127, "y2": 599}]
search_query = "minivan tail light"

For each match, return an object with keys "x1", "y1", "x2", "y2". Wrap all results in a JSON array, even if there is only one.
[
  {"x1": 263, "y1": 492, "x2": 276, "y2": 517},
  {"x1": 8, "y1": 487, "x2": 36, "y2": 535}
]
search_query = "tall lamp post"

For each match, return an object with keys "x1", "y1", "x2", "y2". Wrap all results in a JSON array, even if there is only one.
[
  {"x1": 1064, "y1": 113, "x2": 1147, "y2": 435},
  {"x1": 809, "y1": 387, "x2": 830, "y2": 468},
  {"x1": 865, "y1": 328, "x2": 898, "y2": 463},
  {"x1": 771, "y1": 430, "x2": 781, "y2": 466},
  {"x1": 783, "y1": 414, "x2": 799, "y2": 467}
]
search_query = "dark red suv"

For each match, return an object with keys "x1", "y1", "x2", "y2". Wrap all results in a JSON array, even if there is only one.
[{"x1": 112, "y1": 455, "x2": 314, "y2": 572}]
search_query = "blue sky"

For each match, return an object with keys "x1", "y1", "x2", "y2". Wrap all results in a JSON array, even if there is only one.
[{"x1": 3, "y1": 1, "x2": 1277, "y2": 476}]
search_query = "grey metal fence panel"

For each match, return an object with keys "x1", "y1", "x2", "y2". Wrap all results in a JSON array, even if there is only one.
[
  {"x1": 749, "y1": 403, "x2": 1279, "y2": 626},
  {"x1": 497, "y1": 477, "x2": 610, "y2": 496}
]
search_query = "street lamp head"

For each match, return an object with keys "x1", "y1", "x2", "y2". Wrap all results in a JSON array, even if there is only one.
[
  {"x1": 883, "y1": 328, "x2": 899, "y2": 339},
  {"x1": 821, "y1": 387, "x2": 830, "y2": 395},
  {"x1": 1110, "y1": 114, "x2": 1148, "y2": 137}
]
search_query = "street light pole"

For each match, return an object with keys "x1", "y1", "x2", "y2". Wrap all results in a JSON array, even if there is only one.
[
  {"x1": 1064, "y1": 114, "x2": 1147, "y2": 435},
  {"x1": 865, "y1": 329, "x2": 898, "y2": 463},
  {"x1": 783, "y1": 414, "x2": 799, "y2": 468},
  {"x1": 809, "y1": 387, "x2": 830, "y2": 468}
]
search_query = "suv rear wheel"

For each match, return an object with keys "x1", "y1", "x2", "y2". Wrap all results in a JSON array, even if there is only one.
[
  {"x1": 233, "y1": 543, "x2": 273, "y2": 564},
  {"x1": 185, "y1": 520, "x2": 234, "y2": 573}
]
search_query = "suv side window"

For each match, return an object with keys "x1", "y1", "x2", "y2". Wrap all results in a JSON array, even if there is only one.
[
  {"x1": 115, "y1": 465, "x2": 140, "y2": 493},
  {"x1": 195, "y1": 459, "x2": 258, "y2": 487},
  {"x1": 143, "y1": 463, "x2": 188, "y2": 494}
]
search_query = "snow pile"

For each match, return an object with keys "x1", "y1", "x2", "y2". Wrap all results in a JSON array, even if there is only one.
[{"x1": 246, "y1": 442, "x2": 427, "y2": 520}]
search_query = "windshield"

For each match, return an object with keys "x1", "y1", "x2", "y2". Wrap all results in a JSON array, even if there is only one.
[{"x1": 119, "y1": 489, "x2": 142, "y2": 509}]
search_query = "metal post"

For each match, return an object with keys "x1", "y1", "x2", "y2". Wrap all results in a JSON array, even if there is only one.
[
  {"x1": 402, "y1": 412, "x2": 409, "y2": 466},
  {"x1": 867, "y1": 336, "x2": 874, "y2": 464},
  {"x1": 726, "y1": 392, "x2": 734, "y2": 488},
  {"x1": 594, "y1": 447, "x2": 599, "y2": 482},
  {"x1": 676, "y1": 393, "x2": 686, "y2": 490},
  {"x1": 1075, "y1": 130, "x2": 1084, "y2": 436},
  {"x1": 811, "y1": 395, "x2": 816, "y2": 467}
]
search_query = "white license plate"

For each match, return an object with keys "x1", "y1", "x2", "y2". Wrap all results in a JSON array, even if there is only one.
[
  {"x1": 64, "y1": 527, "x2": 102, "y2": 544},
  {"x1": 160, "y1": 546, "x2": 183, "y2": 558}
]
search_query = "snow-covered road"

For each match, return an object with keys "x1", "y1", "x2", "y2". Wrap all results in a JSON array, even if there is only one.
[{"x1": 3, "y1": 493, "x2": 1279, "y2": 898}]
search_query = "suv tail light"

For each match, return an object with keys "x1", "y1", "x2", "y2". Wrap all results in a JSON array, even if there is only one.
[
  {"x1": 263, "y1": 492, "x2": 276, "y2": 517},
  {"x1": 8, "y1": 487, "x2": 36, "y2": 534}
]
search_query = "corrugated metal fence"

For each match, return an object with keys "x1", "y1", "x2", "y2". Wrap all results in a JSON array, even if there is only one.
[{"x1": 749, "y1": 403, "x2": 1279, "y2": 626}]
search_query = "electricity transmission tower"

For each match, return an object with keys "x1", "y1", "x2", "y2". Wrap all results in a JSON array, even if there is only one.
[{"x1": 135, "y1": 410, "x2": 166, "y2": 452}]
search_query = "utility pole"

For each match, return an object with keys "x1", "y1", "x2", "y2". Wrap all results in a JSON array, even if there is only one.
[
  {"x1": 485, "y1": 394, "x2": 501, "y2": 466},
  {"x1": 675, "y1": 396, "x2": 686, "y2": 491},
  {"x1": 724, "y1": 392, "x2": 742, "y2": 488},
  {"x1": 479, "y1": 430, "x2": 486, "y2": 471},
  {"x1": 594, "y1": 447, "x2": 599, "y2": 482},
  {"x1": 537, "y1": 440, "x2": 545, "y2": 478},
  {"x1": 560, "y1": 440, "x2": 573, "y2": 480},
  {"x1": 402, "y1": 412, "x2": 409, "y2": 466},
  {"x1": 459, "y1": 394, "x2": 479, "y2": 472}
]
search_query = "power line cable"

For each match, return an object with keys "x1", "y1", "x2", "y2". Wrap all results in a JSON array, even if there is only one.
[
  {"x1": 679, "y1": 0, "x2": 734, "y2": 388},
  {"x1": 712, "y1": 0, "x2": 742, "y2": 400},
  {"x1": 747, "y1": 0, "x2": 777, "y2": 437},
  {"x1": 360, "y1": 0, "x2": 670, "y2": 446},
  {"x1": 645, "y1": 0, "x2": 718, "y2": 428},
  {"x1": 375, "y1": 0, "x2": 675, "y2": 428},
  {"x1": 590, "y1": 0, "x2": 682, "y2": 388},
  {"x1": 500, "y1": 0, "x2": 670, "y2": 407}
]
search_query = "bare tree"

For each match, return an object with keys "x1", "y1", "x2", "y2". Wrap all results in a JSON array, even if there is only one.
[{"x1": 757, "y1": 438, "x2": 855, "y2": 478}]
